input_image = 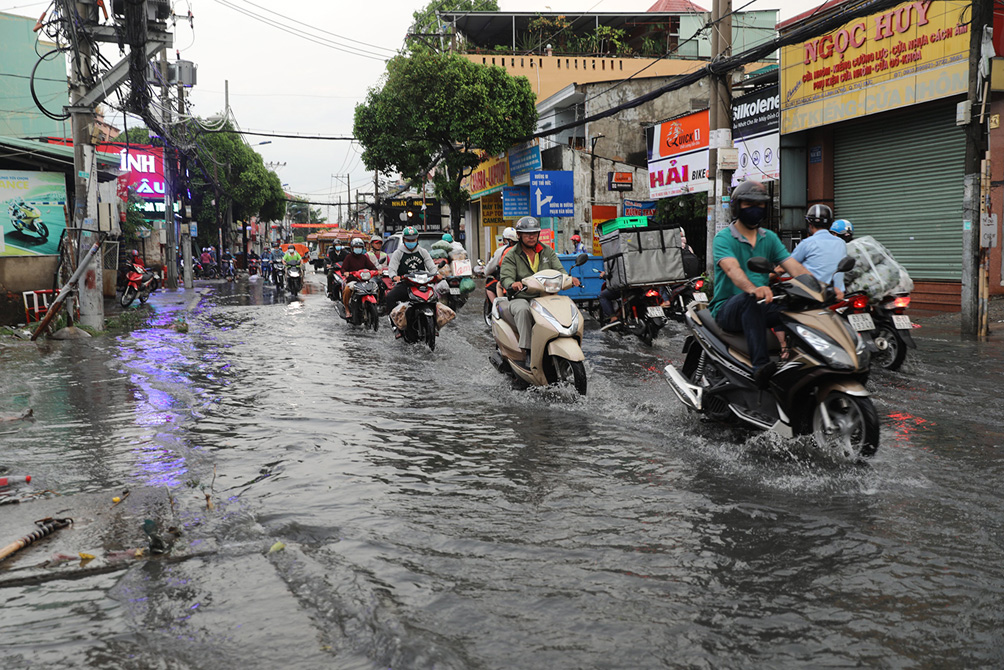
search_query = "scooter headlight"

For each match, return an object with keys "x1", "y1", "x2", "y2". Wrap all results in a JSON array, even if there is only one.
[
  {"x1": 540, "y1": 275, "x2": 563, "y2": 294},
  {"x1": 792, "y1": 324, "x2": 854, "y2": 370},
  {"x1": 531, "y1": 301, "x2": 578, "y2": 336}
]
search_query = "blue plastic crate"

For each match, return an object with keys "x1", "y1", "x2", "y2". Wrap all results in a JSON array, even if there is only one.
[{"x1": 557, "y1": 254, "x2": 604, "y2": 301}]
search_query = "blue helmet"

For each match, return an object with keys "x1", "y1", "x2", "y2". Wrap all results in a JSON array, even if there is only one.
[
  {"x1": 831, "y1": 219, "x2": 853, "y2": 236},
  {"x1": 441, "y1": 233, "x2": 454, "y2": 243}
]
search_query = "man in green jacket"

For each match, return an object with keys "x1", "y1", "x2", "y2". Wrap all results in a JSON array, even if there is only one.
[{"x1": 500, "y1": 216, "x2": 580, "y2": 368}]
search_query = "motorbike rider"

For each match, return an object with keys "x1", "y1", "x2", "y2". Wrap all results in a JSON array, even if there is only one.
[
  {"x1": 569, "y1": 233, "x2": 587, "y2": 254},
  {"x1": 220, "y1": 247, "x2": 235, "y2": 276},
  {"x1": 485, "y1": 226, "x2": 518, "y2": 304},
  {"x1": 830, "y1": 218, "x2": 854, "y2": 242},
  {"x1": 500, "y1": 216, "x2": 581, "y2": 369},
  {"x1": 384, "y1": 226, "x2": 438, "y2": 309},
  {"x1": 367, "y1": 235, "x2": 389, "y2": 269},
  {"x1": 340, "y1": 237, "x2": 380, "y2": 318},
  {"x1": 328, "y1": 240, "x2": 349, "y2": 267},
  {"x1": 708, "y1": 180, "x2": 809, "y2": 388},
  {"x1": 282, "y1": 245, "x2": 302, "y2": 268},
  {"x1": 783, "y1": 204, "x2": 846, "y2": 300}
]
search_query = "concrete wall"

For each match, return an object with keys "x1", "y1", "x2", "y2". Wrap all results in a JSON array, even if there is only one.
[{"x1": 0, "y1": 255, "x2": 59, "y2": 325}]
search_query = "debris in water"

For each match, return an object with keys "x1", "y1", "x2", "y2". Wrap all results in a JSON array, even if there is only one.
[{"x1": 268, "y1": 541, "x2": 285, "y2": 554}]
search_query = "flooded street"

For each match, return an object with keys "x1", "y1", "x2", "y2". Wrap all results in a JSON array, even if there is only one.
[{"x1": 1, "y1": 275, "x2": 1002, "y2": 669}]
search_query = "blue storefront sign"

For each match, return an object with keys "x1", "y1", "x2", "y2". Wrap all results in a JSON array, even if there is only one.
[
  {"x1": 502, "y1": 186, "x2": 530, "y2": 217},
  {"x1": 530, "y1": 171, "x2": 574, "y2": 217},
  {"x1": 622, "y1": 199, "x2": 657, "y2": 217},
  {"x1": 508, "y1": 143, "x2": 542, "y2": 178}
]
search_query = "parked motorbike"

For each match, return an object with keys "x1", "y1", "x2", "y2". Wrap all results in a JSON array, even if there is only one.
[
  {"x1": 284, "y1": 263, "x2": 302, "y2": 297},
  {"x1": 489, "y1": 254, "x2": 589, "y2": 395},
  {"x1": 7, "y1": 199, "x2": 48, "y2": 240},
  {"x1": 662, "y1": 276, "x2": 708, "y2": 322},
  {"x1": 344, "y1": 269, "x2": 381, "y2": 331},
  {"x1": 601, "y1": 285, "x2": 672, "y2": 346},
  {"x1": 391, "y1": 270, "x2": 440, "y2": 351},
  {"x1": 120, "y1": 262, "x2": 160, "y2": 308},
  {"x1": 831, "y1": 291, "x2": 915, "y2": 371},
  {"x1": 663, "y1": 256, "x2": 880, "y2": 462}
]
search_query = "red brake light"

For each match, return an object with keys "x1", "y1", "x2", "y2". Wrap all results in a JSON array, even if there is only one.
[
  {"x1": 851, "y1": 295, "x2": 869, "y2": 310},
  {"x1": 645, "y1": 289, "x2": 660, "y2": 298},
  {"x1": 893, "y1": 296, "x2": 910, "y2": 308},
  {"x1": 694, "y1": 279, "x2": 704, "y2": 290}
]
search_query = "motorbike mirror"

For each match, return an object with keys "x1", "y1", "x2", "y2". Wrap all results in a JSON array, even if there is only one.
[
  {"x1": 746, "y1": 256, "x2": 772, "y2": 273},
  {"x1": 574, "y1": 253, "x2": 589, "y2": 267},
  {"x1": 836, "y1": 256, "x2": 856, "y2": 273}
]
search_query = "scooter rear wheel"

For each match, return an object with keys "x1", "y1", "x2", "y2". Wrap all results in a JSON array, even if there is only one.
[
  {"x1": 811, "y1": 392, "x2": 879, "y2": 462},
  {"x1": 872, "y1": 325, "x2": 907, "y2": 371}
]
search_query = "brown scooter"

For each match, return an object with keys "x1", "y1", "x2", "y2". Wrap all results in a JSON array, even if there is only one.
[{"x1": 489, "y1": 255, "x2": 590, "y2": 395}]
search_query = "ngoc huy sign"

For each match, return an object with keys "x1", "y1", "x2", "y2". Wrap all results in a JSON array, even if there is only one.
[{"x1": 780, "y1": 0, "x2": 971, "y2": 133}]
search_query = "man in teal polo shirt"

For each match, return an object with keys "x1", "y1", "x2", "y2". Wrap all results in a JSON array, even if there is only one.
[{"x1": 709, "y1": 181, "x2": 809, "y2": 387}]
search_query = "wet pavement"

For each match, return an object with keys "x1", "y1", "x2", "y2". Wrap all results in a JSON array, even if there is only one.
[{"x1": 1, "y1": 273, "x2": 1002, "y2": 669}]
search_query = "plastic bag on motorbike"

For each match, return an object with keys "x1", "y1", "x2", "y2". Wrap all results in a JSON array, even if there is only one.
[
  {"x1": 431, "y1": 240, "x2": 452, "y2": 252},
  {"x1": 390, "y1": 303, "x2": 409, "y2": 330},
  {"x1": 459, "y1": 277, "x2": 476, "y2": 293},
  {"x1": 844, "y1": 235, "x2": 914, "y2": 299},
  {"x1": 436, "y1": 303, "x2": 456, "y2": 328}
]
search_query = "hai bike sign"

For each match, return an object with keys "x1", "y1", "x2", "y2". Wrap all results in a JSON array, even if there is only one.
[{"x1": 780, "y1": 0, "x2": 971, "y2": 133}]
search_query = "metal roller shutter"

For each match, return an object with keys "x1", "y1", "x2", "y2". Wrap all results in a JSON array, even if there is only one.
[{"x1": 833, "y1": 100, "x2": 965, "y2": 281}]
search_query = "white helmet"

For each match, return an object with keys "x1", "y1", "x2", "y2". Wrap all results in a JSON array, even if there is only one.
[
  {"x1": 502, "y1": 226, "x2": 517, "y2": 242},
  {"x1": 350, "y1": 237, "x2": 365, "y2": 248}
]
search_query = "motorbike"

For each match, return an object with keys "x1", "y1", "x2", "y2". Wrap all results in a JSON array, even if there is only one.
[
  {"x1": 248, "y1": 257, "x2": 260, "y2": 277},
  {"x1": 440, "y1": 274, "x2": 472, "y2": 311},
  {"x1": 831, "y1": 291, "x2": 915, "y2": 371},
  {"x1": 272, "y1": 262, "x2": 285, "y2": 291},
  {"x1": 662, "y1": 256, "x2": 880, "y2": 462},
  {"x1": 284, "y1": 263, "x2": 302, "y2": 297},
  {"x1": 120, "y1": 262, "x2": 161, "y2": 308},
  {"x1": 391, "y1": 270, "x2": 441, "y2": 351},
  {"x1": 663, "y1": 276, "x2": 708, "y2": 323},
  {"x1": 601, "y1": 284, "x2": 672, "y2": 346},
  {"x1": 261, "y1": 257, "x2": 272, "y2": 283},
  {"x1": 344, "y1": 269, "x2": 381, "y2": 331},
  {"x1": 222, "y1": 258, "x2": 236, "y2": 282},
  {"x1": 7, "y1": 199, "x2": 48, "y2": 240},
  {"x1": 489, "y1": 254, "x2": 590, "y2": 395}
]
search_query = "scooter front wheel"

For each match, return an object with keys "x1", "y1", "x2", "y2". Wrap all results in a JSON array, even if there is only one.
[
  {"x1": 552, "y1": 356, "x2": 587, "y2": 395},
  {"x1": 367, "y1": 302, "x2": 379, "y2": 332},
  {"x1": 812, "y1": 392, "x2": 879, "y2": 462},
  {"x1": 483, "y1": 298, "x2": 493, "y2": 327},
  {"x1": 120, "y1": 285, "x2": 138, "y2": 308}
]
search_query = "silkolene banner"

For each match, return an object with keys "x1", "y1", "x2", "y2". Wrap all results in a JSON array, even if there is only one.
[
  {"x1": 731, "y1": 84, "x2": 780, "y2": 185},
  {"x1": 1, "y1": 170, "x2": 67, "y2": 256},
  {"x1": 646, "y1": 109, "x2": 710, "y2": 199}
]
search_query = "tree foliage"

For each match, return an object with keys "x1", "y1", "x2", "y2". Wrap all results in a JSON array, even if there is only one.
[
  {"x1": 354, "y1": 51, "x2": 536, "y2": 233},
  {"x1": 286, "y1": 198, "x2": 326, "y2": 224}
]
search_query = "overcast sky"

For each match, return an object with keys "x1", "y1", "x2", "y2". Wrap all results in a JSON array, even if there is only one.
[{"x1": 4, "y1": 0, "x2": 812, "y2": 216}]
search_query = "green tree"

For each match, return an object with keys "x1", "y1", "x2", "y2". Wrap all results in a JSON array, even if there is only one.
[
  {"x1": 354, "y1": 51, "x2": 536, "y2": 236},
  {"x1": 287, "y1": 198, "x2": 326, "y2": 225}
]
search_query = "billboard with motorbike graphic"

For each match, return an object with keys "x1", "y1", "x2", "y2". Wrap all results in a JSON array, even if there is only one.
[{"x1": 1, "y1": 170, "x2": 67, "y2": 256}]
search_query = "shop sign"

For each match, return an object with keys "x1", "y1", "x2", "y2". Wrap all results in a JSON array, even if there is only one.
[
  {"x1": 732, "y1": 84, "x2": 780, "y2": 184},
  {"x1": 530, "y1": 171, "x2": 574, "y2": 217},
  {"x1": 0, "y1": 170, "x2": 67, "y2": 256},
  {"x1": 607, "y1": 172, "x2": 633, "y2": 191},
  {"x1": 465, "y1": 151, "x2": 511, "y2": 198},
  {"x1": 780, "y1": 0, "x2": 971, "y2": 133},
  {"x1": 508, "y1": 142, "x2": 542, "y2": 178},
  {"x1": 482, "y1": 193, "x2": 505, "y2": 227},
  {"x1": 539, "y1": 228, "x2": 555, "y2": 249},
  {"x1": 502, "y1": 186, "x2": 530, "y2": 217},
  {"x1": 623, "y1": 199, "x2": 657, "y2": 217},
  {"x1": 646, "y1": 109, "x2": 710, "y2": 200}
]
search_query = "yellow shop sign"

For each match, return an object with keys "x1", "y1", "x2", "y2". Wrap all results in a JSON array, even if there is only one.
[{"x1": 780, "y1": 0, "x2": 970, "y2": 133}]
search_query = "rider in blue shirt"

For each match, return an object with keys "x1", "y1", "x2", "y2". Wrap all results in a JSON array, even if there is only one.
[{"x1": 789, "y1": 204, "x2": 846, "y2": 298}]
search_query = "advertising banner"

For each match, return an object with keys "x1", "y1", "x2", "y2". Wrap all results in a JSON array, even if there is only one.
[
  {"x1": 732, "y1": 84, "x2": 780, "y2": 184},
  {"x1": 508, "y1": 142, "x2": 542, "y2": 179},
  {"x1": 646, "y1": 109, "x2": 710, "y2": 199},
  {"x1": 530, "y1": 171, "x2": 574, "y2": 217},
  {"x1": 623, "y1": 199, "x2": 658, "y2": 217},
  {"x1": 1, "y1": 170, "x2": 67, "y2": 256},
  {"x1": 502, "y1": 186, "x2": 530, "y2": 217},
  {"x1": 780, "y1": 0, "x2": 971, "y2": 133},
  {"x1": 482, "y1": 193, "x2": 505, "y2": 227},
  {"x1": 465, "y1": 152, "x2": 511, "y2": 198},
  {"x1": 607, "y1": 172, "x2": 633, "y2": 191}
]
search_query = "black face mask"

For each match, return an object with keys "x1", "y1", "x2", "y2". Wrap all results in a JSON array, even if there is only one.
[{"x1": 738, "y1": 206, "x2": 766, "y2": 228}]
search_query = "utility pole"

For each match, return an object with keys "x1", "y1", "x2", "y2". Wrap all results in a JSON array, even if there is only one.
[
  {"x1": 178, "y1": 81, "x2": 193, "y2": 288},
  {"x1": 961, "y1": 0, "x2": 993, "y2": 339},
  {"x1": 705, "y1": 0, "x2": 734, "y2": 271},
  {"x1": 373, "y1": 169, "x2": 380, "y2": 235},
  {"x1": 160, "y1": 49, "x2": 177, "y2": 289},
  {"x1": 69, "y1": 0, "x2": 102, "y2": 329}
]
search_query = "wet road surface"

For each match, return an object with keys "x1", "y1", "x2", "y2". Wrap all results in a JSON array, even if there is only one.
[{"x1": 1, "y1": 274, "x2": 1002, "y2": 669}]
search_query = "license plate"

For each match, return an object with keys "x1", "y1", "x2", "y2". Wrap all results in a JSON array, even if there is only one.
[
  {"x1": 847, "y1": 313, "x2": 875, "y2": 331},
  {"x1": 692, "y1": 292, "x2": 708, "y2": 303},
  {"x1": 892, "y1": 314, "x2": 912, "y2": 329},
  {"x1": 449, "y1": 287, "x2": 461, "y2": 295},
  {"x1": 646, "y1": 305, "x2": 664, "y2": 318}
]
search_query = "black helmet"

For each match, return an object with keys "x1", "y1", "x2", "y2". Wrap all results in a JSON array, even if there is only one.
[
  {"x1": 514, "y1": 216, "x2": 541, "y2": 234},
  {"x1": 729, "y1": 181, "x2": 770, "y2": 219},
  {"x1": 805, "y1": 204, "x2": 833, "y2": 229}
]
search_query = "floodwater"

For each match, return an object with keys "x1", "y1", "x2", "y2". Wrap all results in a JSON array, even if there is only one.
[{"x1": 1, "y1": 275, "x2": 1002, "y2": 669}]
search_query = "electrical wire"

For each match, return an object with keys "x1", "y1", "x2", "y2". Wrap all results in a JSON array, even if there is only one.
[
  {"x1": 228, "y1": 0, "x2": 397, "y2": 54},
  {"x1": 202, "y1": 129, "x2": 356, "y2": 141}
]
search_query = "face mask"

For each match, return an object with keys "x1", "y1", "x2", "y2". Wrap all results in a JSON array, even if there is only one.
[
  {"x1": 738, "y1": 206, "x2": 765, "y2": 228},
  {"x1": 404, "y1": 241, "x2": 418, "y2": 251},
  {"x1": 353, "y1": 247, "x2": 363, "y2": 255}
]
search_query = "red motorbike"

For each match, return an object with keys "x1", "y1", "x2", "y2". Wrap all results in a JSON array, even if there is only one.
[
  {"x1": 120, "y1": 262, "x2": 160, "y2": 307},
  {"x1": 391, "y1": 271, "x2": 440, "y2": 351},
  {"x1": 344, "y1": 269, "x2": 381, "y2": 331}
]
